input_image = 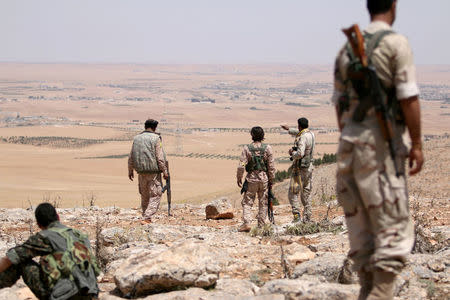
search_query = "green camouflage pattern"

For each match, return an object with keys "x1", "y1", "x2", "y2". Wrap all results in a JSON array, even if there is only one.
[{"x1": 1, "y1": 222, "x2": 99, "y2": 299}]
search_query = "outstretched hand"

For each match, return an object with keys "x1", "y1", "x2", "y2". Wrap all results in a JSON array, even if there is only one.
[
  {"x1": 280, "y1": 124, "x2": 289, "y2": 131},
  {"x1": 408, "y1": 147, "x2": 424, "y2": 176}
]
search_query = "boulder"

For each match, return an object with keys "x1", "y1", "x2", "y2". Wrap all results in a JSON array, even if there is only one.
[
  {"x1": 214, "y1": 278, "x2": 259, "y2": 296},
  {"x1": 292, "y1": 252, "x2": 347, "y2": 282},
  {"x1": 101, "y1": 287, "x2": 284, "y2": 300},
  {"x1": 205, "y1": 197, "x2": 234, "y2": 220},
  {"x1": 257, "y1": 279, "x2": 359, "y2": 300},
  {"x1": 283, "y1": 243, "x2": 316, "y2": 266},
  {"x1": 114, "y1": 239, "x2": 229, "y2": 297},
  {"x1": 0, "y1": 288, "x2": 19, "y2": 300}
]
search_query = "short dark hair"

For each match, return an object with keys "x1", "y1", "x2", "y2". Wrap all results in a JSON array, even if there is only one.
[
  {"x1": 35, "y1": 203, "x2": 58, "y2": 227},
  {"x1": 250, "y1": 126, "x2": 265, "y2": 142},
  {"x1": 298, "y1": 118, "x2": 309, "y2": 129},
  {"x1": 367, "y1": 0, "x2": 394, "y2": 15},
  {"x1": 145, "y1": 119, "x2": 158, "y2": 130}
]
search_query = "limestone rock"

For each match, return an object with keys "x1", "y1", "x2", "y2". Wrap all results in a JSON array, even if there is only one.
[
  {"x1": 101, "y1": 287, "x2": 283, "y2": 300},
  {"x1": 283, "y1": 243, "x2": 316, "y2": 266},
  {"x1": 0, "y1": 288, "x2": 20, "y2": 300},
  {"x1": 214, "y1": 278, "x2": 259, "y2": 296},
  {"x1": 114, "y1": 239, "x2": 229, "y2": 297},
  {"x1": 205, "y1": 197, "x2": 234, "y2": 220},
  {"x1": 306, "y1": 233, "x2": 349, "y2": 253},
  {"x1": 292, "y1": 252, "x2": 347, "y2": 282},
  {"x1": 258, "y1": 279, "x2": 359, "y2": 300}
]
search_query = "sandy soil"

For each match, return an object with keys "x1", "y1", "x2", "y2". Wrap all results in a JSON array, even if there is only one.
[{"x1": 0, "y1": 63, "x2": 448, "y2": 208}]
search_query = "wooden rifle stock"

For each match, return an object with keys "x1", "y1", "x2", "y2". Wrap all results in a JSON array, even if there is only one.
[{"x1": 342, "y1": 24, "x2": 368, "y2": 67}]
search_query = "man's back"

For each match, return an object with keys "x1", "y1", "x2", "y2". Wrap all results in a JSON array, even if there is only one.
[
  {"x1": 130, "y1": 131, "x2": 162, "y2": 174},
  {"x1": 333, "y1": 21, "x2": 418, "y2": 144}
]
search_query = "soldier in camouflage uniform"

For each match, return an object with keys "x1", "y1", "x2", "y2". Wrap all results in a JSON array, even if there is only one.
[
  {"x1": 332, "y1": 0, "x2": 424, "y2": 299},
  {"x1": 281, "y1": 117, "x2": 315, "y2": 222},
  {"x1": 128, "y1": 119, "x2": 169, "y2": 224},
  {"x1": 0, "y1": 203, "x2": 99, "y2": 300},
  {"x1": 237, "y1": 127, "x2": 275, "y2": 232}
]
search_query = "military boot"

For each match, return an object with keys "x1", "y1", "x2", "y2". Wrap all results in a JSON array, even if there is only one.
[
  {"x1": 366, "y1": 270, "x2": 395, "y2": 300},
  {"x1": 238, "y1": 223, "x2": 251, "y2": 232},
  {"x1": 292, "y1": 213, "x2": 301, "y2": 223},
  {"x1": 357, "y1": 270, "x2": 373, "y2": 300}
]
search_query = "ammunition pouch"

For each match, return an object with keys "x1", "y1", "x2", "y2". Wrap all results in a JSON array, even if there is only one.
[
  {"x1": 245, "y1": 144, "x2": 267, "y2": 172},
  {"x1": 50, "y1": 278, "x2": 78, "y2": 300},
  {"x1": 300, "y1": 156, "x2": 312, "y2": 169}
]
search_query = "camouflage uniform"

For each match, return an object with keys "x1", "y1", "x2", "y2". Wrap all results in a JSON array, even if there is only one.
[
  {"x1": 0, "y1": 221, "x2": 99, "y2": 300},
  {"x1": 288, "y1": 128, "x2": 315, "y2": 222},
  {"x1": 128, "y1": 130, "x2": 168, "y2": 221},
  {"x1": 237, "y1": 142, "x2": 275, "y2": 226},
  {"x1": 332, "y1": 21, "x2": 418, "y2": 275}
]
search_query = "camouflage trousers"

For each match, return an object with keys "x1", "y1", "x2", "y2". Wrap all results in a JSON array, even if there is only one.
[
  {"x1": 336, "y1": 139, "x2": 414, "y2": 275},
  {"x1": 288, "y1": 168, "x2": 312, "y2": 221},
  {"x1": 138, "y1": 173, "x2": 163, "y2": 221},
  {"x1": 242, "y1": 180, "x2": 268, "y2": 226},
  {"x1": 0, "y1": 261, "x2": 95, "y2": 300}
]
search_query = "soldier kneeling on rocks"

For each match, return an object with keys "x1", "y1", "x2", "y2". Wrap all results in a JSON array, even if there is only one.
[
  {"x1": 0, "y1": 203, "x2": 100, "y2": 300},
  {"x1": 237, "y1": 126, "x2": 275, "y2": 232}
]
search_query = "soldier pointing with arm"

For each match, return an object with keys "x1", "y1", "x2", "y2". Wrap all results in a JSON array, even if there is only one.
[
  {"x1": 332, "y1": 1, "x2": 424, "y2": 299},
  {"x1": 281, "y1": 117, "x2": 315, "y2": 223}
]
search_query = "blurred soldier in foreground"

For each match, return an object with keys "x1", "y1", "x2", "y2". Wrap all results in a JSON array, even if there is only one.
[
  {"x1": 128, "y1": 119, "x2": 169, "y2": 224},
  {"x1": 237, "y1": 126, "x2": 275, "y2": 232},
  {"x1": 281, "y1": 117, "x2": 315, "y2": 223},
  {"x1": 332, "y1": 0, "x2": 424, "y2": 299},
  {"x1": 0, "y1": 203, "x2": 100, "y2": 300}
]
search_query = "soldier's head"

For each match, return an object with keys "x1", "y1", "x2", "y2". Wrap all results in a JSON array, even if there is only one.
[
  {"x1": 297, "y1": 118, "x2": 309, "y2": 130},
  {"x1": 35, "y1": 202, "x2": 59, "y2": 229},
  {"x1": 251, "y1": 126, "x2": 265, "y2": 142},
  {"x1": 367, "y1": 0, "x2": 397, "y2": 25},
  {"x1": 145, "y1": 119, "x2": 159, "y2": 131}
]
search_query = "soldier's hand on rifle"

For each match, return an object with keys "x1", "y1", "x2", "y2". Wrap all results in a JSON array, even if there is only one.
[
  {"x1": 237, "y1": 178, "x2": 242, "y2": 188},
  {"x1": 408, "y1": 144, "x2": 424, "y2": 176},
  {"x1": 281, "y1": 124, "x2": 289, "y2": 131},
  {"x1": 128, "y1": 170, "x2": 134, "y2": 181},
  {"x1": 288, "y1": 148, "x2": 294, "y2": 156},
  {"x1": 163, "y1": 173, "x2": 169, "y2": 180}
]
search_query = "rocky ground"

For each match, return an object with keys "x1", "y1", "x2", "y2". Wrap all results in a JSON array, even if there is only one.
[
  {"x1": 0, "y1": 198, "x2": 448, "y2": 300},
  {"x1": 0, "y1": 137, "x2": 449, "y2": 300}
]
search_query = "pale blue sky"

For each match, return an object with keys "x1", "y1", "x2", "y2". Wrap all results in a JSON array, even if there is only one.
[{"x1": 0, "y1": 0, "x2": 448, "y2": 64}]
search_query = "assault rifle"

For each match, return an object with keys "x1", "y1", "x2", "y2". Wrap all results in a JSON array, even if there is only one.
[
  {"x1": 268, "y1": 183, "x2": 275, "y2": 224},
  {"x1": 162, "y1": 161, "x2": 172, "y2": 216},
  {"x1": 342, "y1": 24, "x2": 401, "y2": 177}
]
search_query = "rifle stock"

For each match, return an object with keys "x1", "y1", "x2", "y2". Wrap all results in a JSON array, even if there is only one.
[
  {"x1": 342, "y1": 24, "x2": 368, "y2": 67},
  {"x1": 162, "y1": 161, "x2": 172, "y2": 216}
]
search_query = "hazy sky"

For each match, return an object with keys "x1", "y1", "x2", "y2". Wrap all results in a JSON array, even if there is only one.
[{"x1": 1, "y1": 0, "x2": 449, "y2": 65}]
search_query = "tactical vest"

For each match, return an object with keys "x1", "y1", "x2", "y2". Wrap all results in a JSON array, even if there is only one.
[
  {"x1": 131, "y1": 131, "x2": 164, "y2": 174},
  {"x1": 39, "y1": 223, "x2": 100, "y2": 300},
  {"x1": 245, "y1": 144, "x2": 268, "y2": 172},
  {"x1": 343, "y1": 30, "x2": 403, "y2": 123}
]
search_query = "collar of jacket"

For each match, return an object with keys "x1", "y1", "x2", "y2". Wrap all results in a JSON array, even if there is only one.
[{"x1": 296, "y1": 128, "x2": 309, "y2": 137}]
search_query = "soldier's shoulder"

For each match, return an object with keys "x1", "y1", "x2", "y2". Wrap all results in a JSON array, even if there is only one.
[{"x1": 379, "y1": 31, "x2": 410, "y2": 52}]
